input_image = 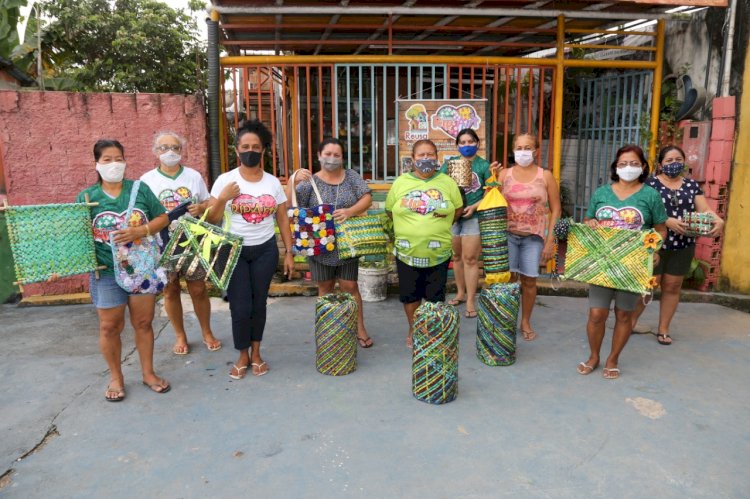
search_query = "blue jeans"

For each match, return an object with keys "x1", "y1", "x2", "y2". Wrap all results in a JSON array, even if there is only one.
[{"x1": 507, "y1": 233, "x2": 544, "y2": 277}]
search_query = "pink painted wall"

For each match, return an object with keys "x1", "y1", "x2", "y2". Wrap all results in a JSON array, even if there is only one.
[{"x1": 0, "y1": 90, "x2": 209, "y2": 296}]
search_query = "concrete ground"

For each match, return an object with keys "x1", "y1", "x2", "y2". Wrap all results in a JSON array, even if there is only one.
[{"x1": 1, "y1": 292, "x2": 749, "y2": 498}]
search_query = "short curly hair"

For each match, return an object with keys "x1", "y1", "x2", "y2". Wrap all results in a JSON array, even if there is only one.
[{"x1": 236, "y1": 120, "x2": 272, "y2": 149}]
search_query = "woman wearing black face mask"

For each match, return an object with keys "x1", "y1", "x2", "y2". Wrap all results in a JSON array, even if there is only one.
[
  {"x1": 385, "y1": 140, "x2": 464, "y2": 348},
  {"x1": 286, "y1": 138, "x2": 375, "y2": 348},
  {"x1": 631, "y1": 145, "x2": 724, "y2": 345},
  {"x1": 206, "y1": 120, "x2": 295, "y2": 379}
]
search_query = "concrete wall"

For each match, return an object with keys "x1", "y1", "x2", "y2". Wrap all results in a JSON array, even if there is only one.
[
  {"x1": 0, "y1": 90, "x2": 208, "y2": 298},
  {"x1": 721, "y1": 48, "x2": 750, "y2": 293}
]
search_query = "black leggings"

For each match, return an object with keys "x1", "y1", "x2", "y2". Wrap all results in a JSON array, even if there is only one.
[{"x1": 227, "y1": 236, "x2": 279, "y2": 349}]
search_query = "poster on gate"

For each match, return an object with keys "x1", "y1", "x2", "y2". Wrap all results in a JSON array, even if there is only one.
[{"x1": 397, "y1": 99, "x2": 486, "y2": 175}]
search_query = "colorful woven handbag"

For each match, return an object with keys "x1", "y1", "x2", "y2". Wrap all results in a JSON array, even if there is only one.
[
  {"x1": 682, "y1": 212, "x2": 714, "y2": 237},
  {"x1": 110, "y1": 181, "x2": 167, "y2": 294},
  {"x1": 335, "y1": 214, "x2": 388, "y2": 259},
  {"x1": 288, "y1": 171, "x2": 336, "y2": 256},
  {"x1": 159, "y1": 207, "x2": 243, "y2": 292},
  {"x1": 562, "y1": 223, "x2": 662, "y2": 295}
]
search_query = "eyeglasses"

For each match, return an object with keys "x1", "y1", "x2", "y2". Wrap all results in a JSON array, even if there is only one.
[
  {"x1": 616, "y1": 161, "x2": 642, "y2": 168},
  {"x1": 156, "y1": 145, "x2": 182, "y2": 153}
]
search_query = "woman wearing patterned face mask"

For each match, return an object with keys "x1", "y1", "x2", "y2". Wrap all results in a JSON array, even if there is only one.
[
  {"x1": 77, "y1": 139, "x2": 170, "y2": 401},
  {"x1": 490, "y1": 133, "x2": 561, "y2": 342},
  {"x1": 141, "y1": 132, "x2": 221, "y2": 356},
  {"x1": 206, "y1": 120, "x2": 295, "y2": 379},
  {"x1": 630, "y1": 145, "x2": 724, "y2": 345},
  {"x1": 386, "y1": 140, "x2": 464, "y2": 348},
  {"x1": 580, "y1": 144, "x2": 667, "y2": 379},
  {"x1": 440, "y1": 128, "x2": 491, "y2": 318},
  {"x1": 287, "y1": 138, "x2": 375, "y2": 348}
]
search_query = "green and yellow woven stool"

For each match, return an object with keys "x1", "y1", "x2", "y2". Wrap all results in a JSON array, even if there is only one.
[
  {"x1": 315, "y1": 293, "x2": 358, "y2": 376},
  {"x1": 412, "y1": 302, "x2": 460, "y2": 404},
  {"x1": 476, "y1": 282, "x2": 521, "y2": 366}
]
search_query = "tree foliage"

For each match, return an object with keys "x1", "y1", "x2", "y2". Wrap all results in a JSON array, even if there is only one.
[
  {"x1": 25, "y1": 0, "x2": 206, "y2": 93},
  {"x1": 0, "y1": 0, "x2": 28, "y2": 59}
]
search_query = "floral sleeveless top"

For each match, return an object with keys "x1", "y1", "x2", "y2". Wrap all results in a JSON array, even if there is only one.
[{"x1": 502, "y1": 166, "x2": 548, "y2": 238}]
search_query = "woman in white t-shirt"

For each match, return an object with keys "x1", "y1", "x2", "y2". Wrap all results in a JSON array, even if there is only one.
[
  {"x1": 141, "y1": 131, "x2": 221, "y2": 356},
  {"x1": 206, "y1": 120, "x2": 294, "y2": 379}
]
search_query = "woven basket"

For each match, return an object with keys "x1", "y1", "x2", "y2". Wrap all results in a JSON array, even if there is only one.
[
  {"x1": 447, "y1": 158, "x2": 473, "y2": 188},
  {"x1": 412, "y1": 302, "x2": 459, "y2": 404},
  {"x1": 563, "y1": 223, "x2": 662, "y2": 295},
  {"x1": 476, "y1": 283, "x2": 520, "y2": 366},
  {"x1": 683, "y1": 212, "x2": 714, "y2": 237},
  {"x1": 315, "y1": 293, "x2": 358, "y2": 376},
  {"x1": 4, "y1": 202, "x2": 98, "y2": 284},
  {"x1": 336, "y1": 214, "x2": 388, "y2": 259},
  {"x1": 159, "y1": 209, "x2": 243, "y2": 292}
]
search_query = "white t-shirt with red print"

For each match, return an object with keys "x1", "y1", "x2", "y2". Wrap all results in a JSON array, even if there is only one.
[
  {"x1": 140, "y1": 166, "x2": 210, "y2": 212},
  {"x1": 210, "y1": 168, "x2": 287, "y2": 246}
]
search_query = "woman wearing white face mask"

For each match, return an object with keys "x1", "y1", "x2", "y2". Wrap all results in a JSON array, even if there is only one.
[
  {"x1": 287, "y1": 138, "x2": 375, "y2": 347},
  {"x1": 490, "y1": 133, "x2": 561, "y2": 342},
  {"x1": 77, "y1": 139, "x2": 170, "y2": 401},
  {"x1": 140, "y1": 132, "x2": 220, "y2": 356},
  {"x1": 579, "y1": 144, "x2": 667, "y2": 380}
]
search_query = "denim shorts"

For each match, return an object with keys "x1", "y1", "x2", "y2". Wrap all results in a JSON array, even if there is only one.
[
  {"x1": 89, "y1": 273, "x2": 130, "y2": 309},
  {"x1": 507, "y1": 233, "x2": 544, "y2": 277},
  {"x1": 451, "y1": 217, "x2": 480, "y2": 237}
]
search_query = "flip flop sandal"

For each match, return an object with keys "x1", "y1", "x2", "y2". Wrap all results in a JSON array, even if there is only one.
[
  {"x1": 656, "y1": 334, "x2": 672, "y2": 345},
  {"x1": 203, "y1": 339, "x2": 222, "y2": 351},
  {"x1": 357, "y1": 336, "x2": 374, "y2": 348},
  {"x1": 105, "y1": 384, "x2": 126, "y2": 402},
  {"x1": 521, "y1": 330, "x2": 537, "y2": 341},
  {"x1": 577, "y1": 362, "x2": 597, "y2": 375},
  {"x1": 229, "y1": 364, "x2": 248, "y2": 380},
  {"x1": 447, "y1": 298, "x2": 466, "y2": 306},
  {"x1": 172, "y1": 344, "x2": 190, "y2": 355},
  {"x1": 251, "y1": 362, "x2": 269, "y2": 376},
  {"x1": 602, "y1": 367, "x2": 620, "y2": 380},
  {"x1": 142, "y1": 380, "x2": 171, "y2": 394},
  {"x1": 465, "y1": 310, "x2": 478, "y2": 318}
]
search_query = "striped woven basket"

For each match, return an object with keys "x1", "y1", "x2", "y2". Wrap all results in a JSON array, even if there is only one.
[
  {"x1": 4, "y1": 202, "x2": 98, "y2": 284},
  {"x1": 315, "y1": 293, "x2": 358, "y2": 376},
  {"x1": 563, "y1": 223, "x2": 662, "y2": 295},
  {"x1": 412, "y1": 302, "x2": 459, "y2": 404},
  {"x1": 447, "y1": 158, "x2": 473, "y2": 188},
  {"x1": 476, "y1": 282, "x2": 520, "y2": 366},
  {"x1": 336, "y1": 214, "x2": 388, "y2": 259}
]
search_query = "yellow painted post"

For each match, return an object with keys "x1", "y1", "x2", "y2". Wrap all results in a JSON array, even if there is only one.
[
  {"x1": 648, "y1": 20, "x2": 666, "y2": 168},
  {"x1": 552, "y1": 14, "x2": 564, "y2": 183}
]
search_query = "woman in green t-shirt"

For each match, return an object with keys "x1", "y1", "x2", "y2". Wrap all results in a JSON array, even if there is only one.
[
  {"x1": 578, "y1": 144, "x2": 667, "y2": 380},
  {"x1": 77, "y1": 139, "x2": 170, "y2": 402},
  {"x1": 386, "y1": 140, "x2": 464, "y2": 348},
  {"x1": 440, "y1": 128, "x2": 491, "y2": 318}
]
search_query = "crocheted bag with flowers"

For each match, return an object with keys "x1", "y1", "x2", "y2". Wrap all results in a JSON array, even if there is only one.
[
  {"x1": 110, "y1": 181, "x2": 167, "y2": 294},
  {"x1": 288, "y1": 170, "x2": 336, "y2": 256}
]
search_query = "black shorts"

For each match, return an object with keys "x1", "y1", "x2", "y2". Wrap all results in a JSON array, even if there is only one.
[
  {"x1": 654, "y1": 246, "x2": 695, "y2": 276},
  {"x1": 396, "y1": 258, "x2": 450, "y2": 304}
]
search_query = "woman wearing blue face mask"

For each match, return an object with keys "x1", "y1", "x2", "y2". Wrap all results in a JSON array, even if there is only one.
[
  {"x1": 286, "y1": 138, "x2": 374, "y2": 348},
  {"x1": 386, "y1": 140, "x2": 464, "y2": 348},
  {"x1": 440, "y1": 128, "x2": 491, "y2": 318},
  {"x1": 630, "y1": 145, "x2": 724, "y2": 345}
]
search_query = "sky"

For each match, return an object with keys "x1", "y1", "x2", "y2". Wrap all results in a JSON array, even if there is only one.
[{"x1": 19, "y1": 0, "x2": 210, "y2": 43}]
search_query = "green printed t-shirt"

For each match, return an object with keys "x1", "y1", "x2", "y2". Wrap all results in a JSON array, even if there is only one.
[
  {"x1": 385, "y1": 172, "x2": 463, "y2": 268},
  {"x1": 585, "y1": 184, "x2": 668, "y2": 231},
  {"x1": 439, "y1": 155, "x2": 491, "y2": 217},
  {"x1": 77, "y1": 180, "x2": 166, "y2": 275}
]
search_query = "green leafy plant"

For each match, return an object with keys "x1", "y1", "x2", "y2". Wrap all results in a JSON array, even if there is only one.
[{"x1": 683, "y1": 257, "x2": 709, "y2": 289}]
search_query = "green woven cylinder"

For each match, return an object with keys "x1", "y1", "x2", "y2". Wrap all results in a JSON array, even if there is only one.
[
  {"x1": 476, "y1": 282, "x2": 520, "y2": 366},
  {"x1": 412, "y1": 302, "x2": 459, "y2": 404},
  {"x1": 315, "y1": 293, "x2": 358, "y2": 376},
  {"x1": 478, "y1": 207, "x2": 509, "y2": 274}
]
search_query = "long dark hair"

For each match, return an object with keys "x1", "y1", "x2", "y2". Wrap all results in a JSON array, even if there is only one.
[
  {"x1": 93, "y1": 139, "x2": 125, "y2": 183},
  {"x1": 610, "y1": 144, "x2": 650, "y2": 183}
]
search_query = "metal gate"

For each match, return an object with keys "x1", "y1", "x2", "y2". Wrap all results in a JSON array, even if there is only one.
[
  {"x1": 221, "y1": 61, "x2": 555, "y2": 182},
  {"x1": 573, "y1": 71, "x2": 652, "y2": 220}
]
